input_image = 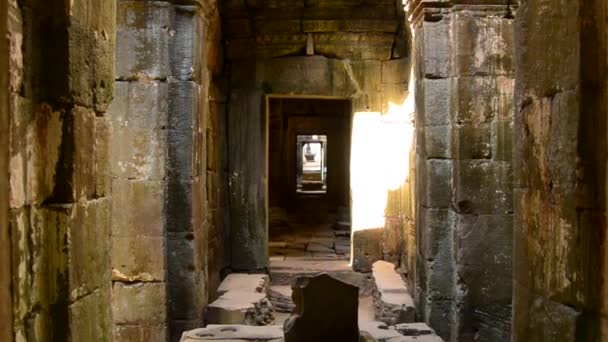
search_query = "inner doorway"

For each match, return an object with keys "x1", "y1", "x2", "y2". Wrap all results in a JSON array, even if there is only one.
[{"x1": 267, "y1": 97, "x2": 352, "y2": 260}]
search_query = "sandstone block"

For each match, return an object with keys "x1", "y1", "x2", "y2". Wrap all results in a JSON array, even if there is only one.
[
  {"x1": 116, "y1": 2, "x2": 171, "y2": 79},
  {"x1": 382, "y1": 58, "x2": 409, "y2": 85},
  {"x1": 217, "y1": 274, "x2": 270, "y2": 295},
  {"x1": 422, "y1": 78, "x2": 451, "y2": 126},
  {"x1": 206, "y1": 291, "x2": 274, "y2": 325},
  {"x1": 371, "y1": 261, "x2": 415, "y2": 325},
  {"x1": 421, "y1": 19, "x2": 450, "y2": 78},
  {"x1": 112, "y1": 282, "x2": 167, "y2": 324},
  {"x1": 181, "y1": 325, "x2": 283, "y2": 342}
]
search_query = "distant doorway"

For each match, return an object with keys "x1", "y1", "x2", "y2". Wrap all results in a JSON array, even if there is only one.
[{"x1": 267, "y1": 97, "x2": 352, "y2": 260}]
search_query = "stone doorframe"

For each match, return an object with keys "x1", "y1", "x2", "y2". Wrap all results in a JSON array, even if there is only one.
[{"x1": 263, "y1": 93, "x2": 353, "y2": 259}]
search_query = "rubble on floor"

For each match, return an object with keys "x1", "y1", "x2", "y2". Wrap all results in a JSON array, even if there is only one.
[
  {"x1": 371, "y1": 261, "x2": 415, "y2": 325},
  {"x1": 206, "y1": 274, "x2": 274, "y2": 325}
]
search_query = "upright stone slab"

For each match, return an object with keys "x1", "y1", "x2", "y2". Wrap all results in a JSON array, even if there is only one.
[{"x1": 284, "y1": 274, "x2": 359, "y2": 342}]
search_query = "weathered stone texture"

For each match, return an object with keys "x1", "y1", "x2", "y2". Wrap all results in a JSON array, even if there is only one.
[
  {"x1": 111, "y1": 2, "x2": 226, "y2": 341},
  {"x1": 513, "y1": 0, "x2": 608, "y2": 341},
  {"x1": 7, "y1": 0, "x2": 116, "y2": 341},
  {"x1": 411, "y1": 4, "x2": 514, "y2": 341}
]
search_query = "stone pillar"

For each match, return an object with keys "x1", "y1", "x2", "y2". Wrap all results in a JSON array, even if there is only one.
[
  {"x1": 8, "y1": 0, "x2": 116, "y2": 340},
  {"x1": 0, "y1": 0, "x2": 12, "y2": 339},
  {"x1": 406, "y1": 1, "x2": 515, "y2": 341},
  {"x1": 512, "y1": 0, "x2": 608, "y2": 341},
  {"x1": 111, "y1": 1, "x2": 223, "y2": 340}
]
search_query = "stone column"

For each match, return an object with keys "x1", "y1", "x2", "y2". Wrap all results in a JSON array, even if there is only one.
[{"x1": 406, "y1": 1, "x2": 516, "y2": 341}]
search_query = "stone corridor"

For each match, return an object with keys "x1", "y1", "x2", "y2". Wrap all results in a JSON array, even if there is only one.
[{"x1": 1, "y1": 0, "x2": 607, "y2": 342}]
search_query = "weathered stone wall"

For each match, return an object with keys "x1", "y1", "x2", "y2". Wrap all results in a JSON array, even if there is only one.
[
  {"x1": 110, "y1": 1, "x2": 225, "y2": 341},
  {"x1": 222, "y1": 1, "x2": 412, "y2": 272},
  {"x1": 407, "y1": 1, "x2": 515, "y2": 341},
  {"x1": 0, "y1": 0, "x2": 13, "y2": 339},
  {"x1": 513, "y1": 0, "x2": 608, "y2": 341},
  {"x1": 7, "y1": 0, "x2": 115, "y2": 341}
]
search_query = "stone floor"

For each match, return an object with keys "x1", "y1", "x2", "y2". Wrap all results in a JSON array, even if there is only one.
[{"x1": 269, "y1": 223, "x2": 351, "y2": 261}]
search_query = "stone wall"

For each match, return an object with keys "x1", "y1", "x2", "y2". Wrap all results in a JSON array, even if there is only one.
[
  {"x1": 7, "y1": 0, "x2": 115, "y2": 341},
  {"x1": 512, "y1": 0, "x2": 608, "y2": 341},
  {"x1": 407, "y1": 1, "x2": 515, "y2": 341},
  {"x1": 0, "y1": 0, "x2": 13, "y2": 339},
  {"x1": 222, "y1": 0, "x2": 412, "y2": 272},
  {"x1": 110, "y1": 1, "x2": 225, "y2": 341}
]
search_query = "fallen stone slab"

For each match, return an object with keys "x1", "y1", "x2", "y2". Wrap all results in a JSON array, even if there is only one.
[
  {"x1": 385, "y1": 335, "x2": 444, "y2": 342},
  {"x1": 371, "y1": 261, "x2": 415, "y2": 325},
  {"x1": 181, "y1": 324, "x2": 283, "y2": 341},
  {"x1": 217, "y1": 273, "x2": 270, "y2": 295},
  {"x1": 359, "y1": 321, "x2": 403, "y2": 341},
  {"x1": 284, "y1": 274, "x2": 359, "y2": 342},
  {"x1": 207, "y1": 290, "x2": 275, "y2": 325}
]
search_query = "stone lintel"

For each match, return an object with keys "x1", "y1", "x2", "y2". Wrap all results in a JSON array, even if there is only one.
[{"x1": 405, "y1": 0, "x2": 516, "y2": 26}]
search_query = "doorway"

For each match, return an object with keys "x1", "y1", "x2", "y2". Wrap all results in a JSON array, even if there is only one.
[{"x1": 267, "y1": 97, "x2": 352, "y2": 260}]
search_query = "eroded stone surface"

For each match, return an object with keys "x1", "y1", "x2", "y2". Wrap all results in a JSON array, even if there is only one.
[
  {"x1": 284, "y1": 274, "x2": 359, "y2": 342},
  {"x1": 181, "y1": 325, "x2": 283, "y2": 342},
  {"x1": 371, "y1": 261, "x2": 415, "y2": 325}
]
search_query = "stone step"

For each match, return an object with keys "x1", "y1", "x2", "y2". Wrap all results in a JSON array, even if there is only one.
[
  {"x1": 206, "y1": 274, "x2": 275, "y2": 326},
  {"x1": 371, "y1": 261, "x2": 415, "y2": 325},
  {"x1": 269, "y1": 259, "x2": 372, "y2": 295}
]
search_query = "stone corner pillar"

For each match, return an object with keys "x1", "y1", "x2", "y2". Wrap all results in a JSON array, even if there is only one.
[{"x1": 407, "y1": 1, "x2": 516, "y2": 341}]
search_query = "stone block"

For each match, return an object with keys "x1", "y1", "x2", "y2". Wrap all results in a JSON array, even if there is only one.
[
  {"x1": 421, "y1": 18, "x2": 450, "y2": 78},
  {"x1": 371, "y1": 261, "x2": 415, "y2": 325},
  {"x1": 116, "y1": 2, "x2": 171, "y2": 79},
  {"x1": 453, "y1": 14, "x2": 513, "y2": 77},
  {"x1": 382, "y1": 58, "x2": 409, "y2": 84},
  {"x1": 112, "y1": 282, "x2": 167, "y2": 324},
  {"x1": 217, "y1": 274, "x2": 270, "y2": 295},
  {"x1": 350, "y1": 59, "x2": 382, "y2": 93},
  {"x1": 453, "y1": 76, "x2": 514, "y2": 125},
  {"x1": 352, "y1": 228, "x2": 383, "y2": 273},
  {"x1": 492, "y1": 120, "x2": 513, "y2": 161},
  {"x1": 453, "y1": 160, "x2": 512, "y2": 215},
  {"x1": 69, "y1": 286, "x2": 113, "y2": 342},
  {"x1": 95, "y1": 117, "x2": 111, "y2": 198},
  {"x1": 418, "y1": 208, "x2": 455, "y2": 261},
  {"x1": 165, "y1": 179, "x2": 193, "y2": 233},
  {"x1": 423, "y1": 125, "x2": 452, "y2": 159},
  {"x1": 421, "y1": 159, "x2": 453, "y2": 209},
  {"x1": 68, "y1": 200, "x2": 112, "y2": 301},
  {"x1": 109, "y1": 125, "x2": 167, "y2": 181},
  {"x1": 111, "y1": 180, "x2": 164, "y2": 237},
  {"x1": 424, "y1": 299, "x2": 455, "y2": 341},
  {"x1": 284, "y1": 274, "x2": 359, "y2": 342},
  {"x1": 181, "y1": 325, "x2": 283, "y2": 342},
  {"x1": 359, "y1": 321, "x2": 404, "y2": 341},
  {"x1": 114, "y1": 324, "x2": 167, "y2": 342},
  {"x1": 303, "y1": 19, "x2": 398, "y2": 33},
  {"x1": 108, "y1": 81, "x2": 169, "y2": 130},
  {"x1": 170, "y1": 6, "x2": 202, "y2": 81},
  {"x1": 453, "y1": 124, "x2": 491, "y2": 159},
  {"x1": 394, "y1": 322, "x2": 435, "y2": 336},
  {"x1": 206, "y1": 291, "x2": 274, "y2": 325},
  {"x1": 422, "y1": 78, "x2": 451, "y2": 126},
  {"x1": 314, "y1": 32, "x2": 394, "y2": 60},
  {"x1": 112, "y1": 236, "x2": 166, "y2": 282},
  {"x1": 255, "y1": 19, "x2": 302, "y2": 33},
  {"x1": 50, "y1": 106, "x2": 97, "y2": 202}
]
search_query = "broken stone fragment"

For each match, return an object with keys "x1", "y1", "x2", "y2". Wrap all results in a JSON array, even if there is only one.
[
  {"x1": 207, "y1": 273, "x2": 274, "y2": 325},
  {"x1": 284, "y1": 273, "x2": 359, "y2": 342},
  {"x1": 371, "y1": 261, "x2": 415, "y2": 325}
]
